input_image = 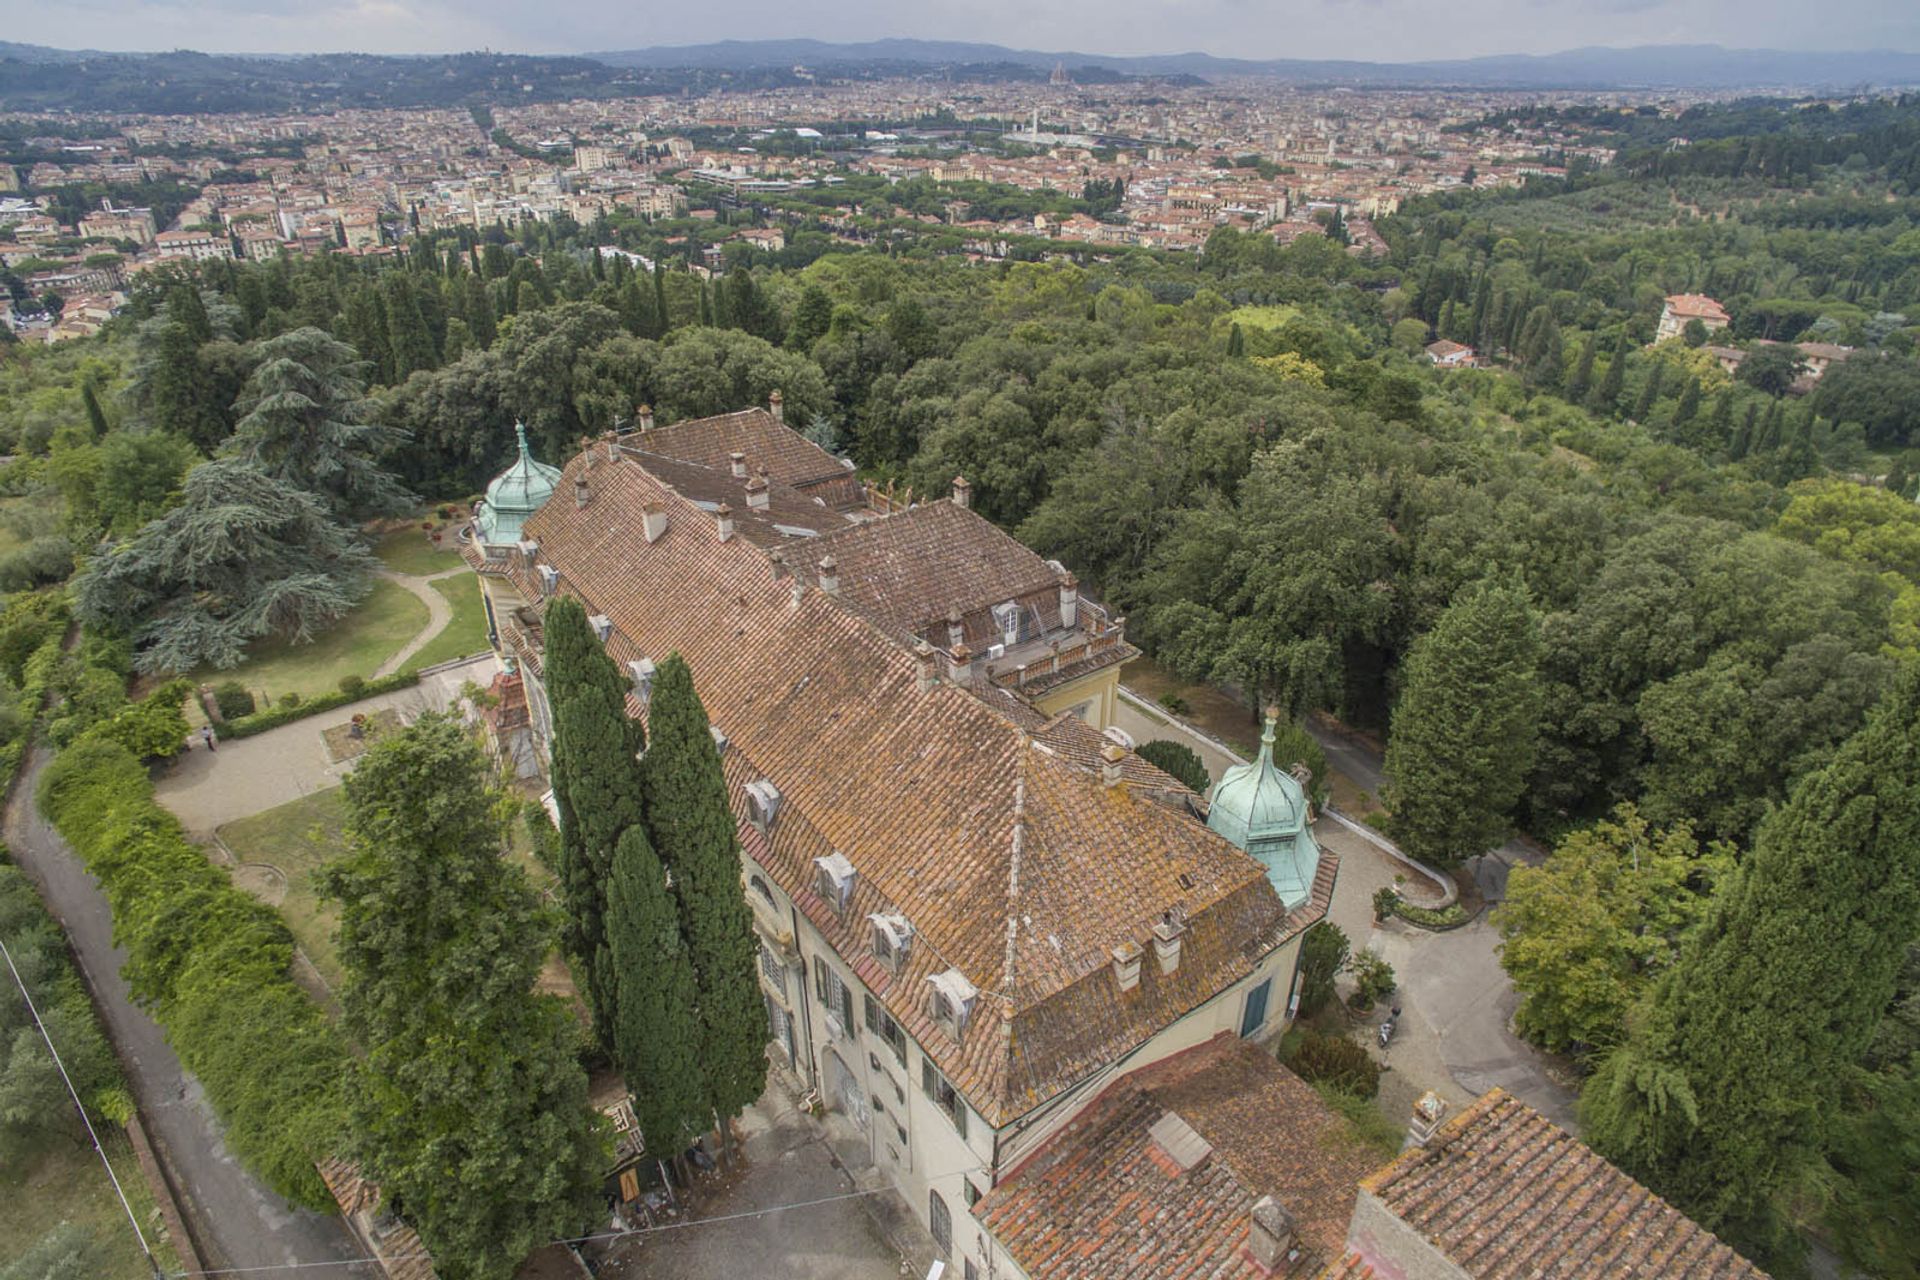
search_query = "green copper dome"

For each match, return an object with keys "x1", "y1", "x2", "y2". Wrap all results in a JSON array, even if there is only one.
[
  {"x1": 475, "y1": 423, "x2": 561, "y2": 546},
  {"x1": 1206, "y1": 709, "x2": 1321, "y2": 909}
]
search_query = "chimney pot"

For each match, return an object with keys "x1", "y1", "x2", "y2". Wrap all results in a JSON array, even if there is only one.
[
  {"x1": 1408, "y1": 1091, "x2": 1450, "y2": 1148},
  {"x1": 769, "y1": 550, "x2": 789, "y2": 583},
  {"x1": 603, "y1": 429, "x2": 619, "y2": 460},
  {"x1": 638, "y1": 404, "x2": 654, "y2": 431},
  {"x1": 947, "y1": 643, "x2": 974, "y2": 686},
  {"x1": 745, "y1": 474, "x2": 770, "y2": 512},
  {"x1": 574, "y1": 476, "x2": 591, "y2": 508},
  {"x1": 715, "y1": 502, "x2": 734, "y2": 542},
  {"x1": 1151, "y1": 911, "x2": 1185, "y2": 974},
  {"x1": 817, "y1": 555, "x2": 839, "y2": 595},
  {"x1": 946, "y1": 605, "x2": 965, "y2": 649},
  {"x1": 1247, "y1": 1196, "x2": 1296, "y2": 1270},
  {"x1": 951, "y1": 474, "x2": 972, "y2": 509},
  {"x1": 769, "y1": 389, "x2": 784, "y2": 422},
  {"x1": 1059, "y1": 572, "x2": 1080, "y2": 630},
  {"x1": 730, "y1": 451, "x2": 748, "y2": 479}
]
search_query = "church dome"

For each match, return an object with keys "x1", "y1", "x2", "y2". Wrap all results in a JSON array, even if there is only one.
[
  {"x1": 1206, "y1": 709, "x2": 1321, "y2": 909},
  {"x1": 475, "y1": 423, "x2": 560, "y2": 546}
]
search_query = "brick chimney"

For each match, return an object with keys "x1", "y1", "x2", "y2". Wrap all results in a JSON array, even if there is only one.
[
  {"x1": 574, "y1": 476, "x2": 590, "y2": 508},
  {"x1": 1407, "y1": 1091, "x2": 1450, "y2": 1149},
  {"x1": 637, "y1": 403, "x2": 654, "y2": 431},
  {"x1": 1247, "y1": 1196, "x2": 1296, "y2": 1271},
  {"x1": 769, "y1": 389, "x2": 784, "y2": 422},
  {"x1": 1100, "y1": 742, "x2": 1127, "y2": 788},
  {"x1": 745, "y1": 473, "x2": 770, "y2": 511},
  {"x1": 947, "y1": 642, "x2": 974, "y2": 686},
  {"x1": 715, "y1": 502, "x2": 734, "y2": 543},
  {"x1": 917, "y1": 637, "x2": 940, "y2": 690},
  {"x1": 951, "y1": 474, "x2": 972, "y2": 509},
  {"x1": 1151, "y1": 911, "x2": 1185, "y2": 974},
  {"x1": 817, "y1": 555, "x2": 839, "y2": 595},
  {"x1": 946, "y1": 606, "x2": 964, "y2": 649},
  {"x1": 1059, "y1": 572, "x2": 1079, "y2": 629},
  {"x1": 730, "y1": 451, "x2": 748, "y2": 479},
  {"x1": 769, "y1": 550, "x2": 789, "y2": 583}
]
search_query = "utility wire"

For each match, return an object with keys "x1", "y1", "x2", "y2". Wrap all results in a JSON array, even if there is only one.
[{"x1": 0, "y1": 929, "x2": 164, "y2": 1280}]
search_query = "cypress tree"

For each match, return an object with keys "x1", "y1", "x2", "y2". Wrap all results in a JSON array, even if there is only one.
[
  {"x1": 1384, "y1": 576, "x2": 1544, "y2": 868},
  {"x1": 1564, "y1": 338, "x2": 1596, "y2": 404},
  {"x1": 80, "y1": 380, "x2": 110, "y2": 438},
  {"x1": 653, "y1": 264, "x2": 670, "y2": 336},
  {"x1": 1469, "y1": 274, "x2": 1493, "y2": 348},
  {"x1": 699, "y1": 281, "x2": 714, "y2": 328},
  {"x1": 1672, "y1": 376, "x2": 1701, "y2": 427},
  {"x1": 1590, "y1": 338, "x2": 1628, "y2": 415},
  {"x1": 1633, "y1": 361, "x2": 1666, "y2": 421},
  {"x1": 1756, "y1": 400, "x2": 1784, "y2": 453},
  {"x1": 538, "y1": 599, "x2": 622, "y2": 978},
  {"x1": 603, "y1": 822, "x2": 707, "y2": 1159},
  {"x1": 643, "y1": 654, "x2": 767, "y2": 1147},
  {"x1": 1227, "y1": 323, "x2": 1245, "y2": 357},
  {"x1": 1581, "y1": 669, "x2": 1920, "y2": 1265},
  {"x1": 463, "y1": 272, "x2": 496, "y2": 349},
  {"x1": 1707, "y1": 388, "x2": 1734, "y2": 444}
]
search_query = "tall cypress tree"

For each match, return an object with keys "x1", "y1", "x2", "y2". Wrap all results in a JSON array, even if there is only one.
[
  {"x1": 551, "y1": 671, "x2": 643, "y2": 1039},
  {"x1": 1564, "y1": 337, "x2": 1596, "y2": 404},
  {"x1": 1672, "y1": 376, "x2": 1702, "y2": 428},
  {"x1": 538, "y1": 599, "x2": 615, "y2": 971},
  {"x1": 1589, "y1": 338, "x2": 1629, "y2": 415},
  {"x1": 1581, "y1": 669, "x2": 1920, "y2": 1265},
  {"x1": 604, "y1": 821, "x2": 708, "y2": 1159},
  {"x1": 1633, "y1": 361, "x2": 1667, "y2": 421},
  {"x1": 1385, "y1": 575, "x2": 1544, "y2": 868},
  {"x1": 643, "y1": 654, "x2": 767, "y2": 1144}
]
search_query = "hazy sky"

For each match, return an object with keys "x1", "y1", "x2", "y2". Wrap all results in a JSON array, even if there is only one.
[{"x1": 8, "y1": 0, "x2": 1920, "y2": 62}]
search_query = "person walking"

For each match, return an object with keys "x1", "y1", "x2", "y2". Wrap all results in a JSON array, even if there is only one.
[{"x1": 202, "y1": 726, "x2": 217, "y2": 753}]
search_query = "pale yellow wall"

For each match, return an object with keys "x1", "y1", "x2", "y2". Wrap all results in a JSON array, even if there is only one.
[{"x1": 1029, "y1": 665, "x2": 1123, "y2": 731}]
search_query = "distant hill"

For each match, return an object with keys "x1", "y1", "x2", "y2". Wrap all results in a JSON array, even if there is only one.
[{"x1": 593, "y1": 39, "x2": 1920, "y2": 89}]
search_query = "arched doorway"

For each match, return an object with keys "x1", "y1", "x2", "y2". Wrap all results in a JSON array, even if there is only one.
[
  {"x1": 929, "y1": 1189, "x2": 952, "y2": 1256},
  {"x1": 824, "y1": 1050, "x2": 868, "y2": 1130}
]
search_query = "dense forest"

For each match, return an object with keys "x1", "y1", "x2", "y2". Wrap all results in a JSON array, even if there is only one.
[{"x1": 1, "y1": 93, "x2": 1918, "y2": 1275}]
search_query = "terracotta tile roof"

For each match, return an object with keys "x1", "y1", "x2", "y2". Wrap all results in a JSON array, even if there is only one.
[
  {"x1": 975, "y1": 1033, "x2": 1377, "y2": 1280},
  {"x1": 1664, "y1": 293, "x2": 1729, "y2": 322},
  {"x1": 315, "y1": 1157, "x2": 438, "y2": 1280},
  {"x1": 514, "y1": 442, "x2": 1322, "y2": 1127},
  {"x1": 633, "y1": 407, "x2": 864, "y2": 508},
  {"x1": 1314, "y1": 1253, "x2": 1374, "y2": 1279},
  {"x1": 1361, "y1": 1090, "x2": 1767, "y2": 1280}
]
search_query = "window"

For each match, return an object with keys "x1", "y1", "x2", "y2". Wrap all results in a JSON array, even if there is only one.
[
  {"x1": 813, "y1": 957, "x2": 854, "y2": 1034},
  {"x1": 864, "y1": 993, "x2": 907, "y2": 1067},
  {"x1": 759, "y1": 943, "x2": 786, "y2": 1000},
  {"x1": 749, "y1": 875, "x2": 777, "y2": 908},
  {"x1": 929, "y1": 1191, "x2": 952, "y2": 1257},
  {"x1": 992, "y1": 601, "x2": 1021, "y2": 647},
  {"x1": 963, "y1": 1180, "x2": 983, "y2": 1209},
  {"x1": 965, "y1": 1260, "x2": 980, "y2": 1280},
  {"x1": 928, "y1": 968, "x2": 978, "y2": 1044},
  {"x1": 922, "y1": 1059, "x2": 969, "y2": 1139},
  {"x1": 813, "y1": 851, "x2": 856, "y2": 915},
  {"x1": 869, "y1": 913, "x2": 912, "y2": 973}
]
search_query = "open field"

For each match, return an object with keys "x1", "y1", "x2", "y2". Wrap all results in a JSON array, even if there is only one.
[
  {"x1": 373, "y1": 525, "x2": 466, "y2": 577},
  {"x1": 3, "y1": 1127, "x2": 181, "y2": 1280}
]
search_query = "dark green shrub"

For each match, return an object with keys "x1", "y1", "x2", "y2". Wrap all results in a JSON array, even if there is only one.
[
  {"x1": 1137, "y1": 739, "x2": 1211, "y2": 793},
  {"x1": 213, "y1": 681, "x2": 256, "y2": 720},
  {"x1": 277, "y1": 692, "x2": 302, "y2": 709},
  {"x1": 1157, "y1": 691, "x2": 1191, "y2": 715},
  {"x1": 338, "y1": 674, "x2": 366, "y2": 698},
  {"x1": 1288, "y1": 1029, "x2": 1381, "y2": 1099},
  {"x1": 219, "y1": 671, "x2": 420, "y2": 739}
]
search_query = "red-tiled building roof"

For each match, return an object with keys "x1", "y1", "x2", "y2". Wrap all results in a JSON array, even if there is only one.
[
  {"x1": 975, "y1": 1033, "x2": 1378, "y2": 1279},
  {"x1": 1359, "y1": 1090, "x2": 1767, "y2": 1279},
  {"x1": 1664, "y1": 293, "x2": 1730, "y2": 323},
  {"x1": 512, "y1": 438, "x2": 1323, "y2": 1126}
]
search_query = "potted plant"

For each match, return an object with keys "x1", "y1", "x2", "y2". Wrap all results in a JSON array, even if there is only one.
[{"x1": 1373, "y1": 886, "x2": 1400, "y2": 923}]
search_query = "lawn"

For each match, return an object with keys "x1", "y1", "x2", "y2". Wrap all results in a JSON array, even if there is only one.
[
  {"x1": 402, "y1": 575, "x2": 490, "y2": 672},
  {"x1": 218, "y1": 786, "x2": 352, "y2": 993},
  {"x1": 374, "y1": 525, "x2": 465, "y2": 578},
  {"x1": 2, "y1": 1128, "x2": 181, "y2": 1280},
  {"x1": 197, "y1": 578, "x2": 428, "y2": 703},
  {"x1": 1229, "y1": 303, "x2": 1302, "y2": 331}
]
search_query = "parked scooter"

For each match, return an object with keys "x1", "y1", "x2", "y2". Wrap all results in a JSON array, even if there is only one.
[{"x1": 1378, "y1": 1004, "x2": 1402, "y2": 1049}]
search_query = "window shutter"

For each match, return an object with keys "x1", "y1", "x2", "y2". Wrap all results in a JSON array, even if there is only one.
[
  {"x1": 864, "y1": 993, "x2": 879, "y2": 1031},
  {"x1": 953, "y1": 1099, "x2": 968, "y2": 1139},
  {"x1": 922, "y1": 1059, "x2": 937, "y2": 1099},
  {"x1": 814, "y1": 956, "x2": 827, "y2": 1004}
]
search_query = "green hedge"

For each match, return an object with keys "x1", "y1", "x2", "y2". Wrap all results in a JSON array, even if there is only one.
[
  {"x1": 37, "y1": 739, "x2": 349, "y2": 1208},
  {"x1": 216, "y1": 670, "x2": 421, "y2": 739}
]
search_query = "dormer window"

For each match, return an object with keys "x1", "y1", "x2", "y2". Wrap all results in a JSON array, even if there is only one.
[
  {"x1": 869, "y1": 913, "x2": 913, "y2": 972},
  {"x1": 627, "y1": 658, "x2": 656, "y2": 703},
  {"x1": 744, "y1": 779, "x2": 782, "y2": 832},
  {"x1": 536, "y1": 564, "x2": 559, "y2": 596},
  {"x1": 927, "y1": 968, "x2": 977, "y2": 1044},
  {"x1": 813, "y1": 851, "x2": 856, "y2": 914},
  {"x1": 589, "y1": 613, "x2": 613, "y2": 643},
  {"x1": 710, "y1": 723, "x2": 729, "y2": 754},
  {"x1": 992, "y1": 601, "x2": 1021, "y2": 648}
]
